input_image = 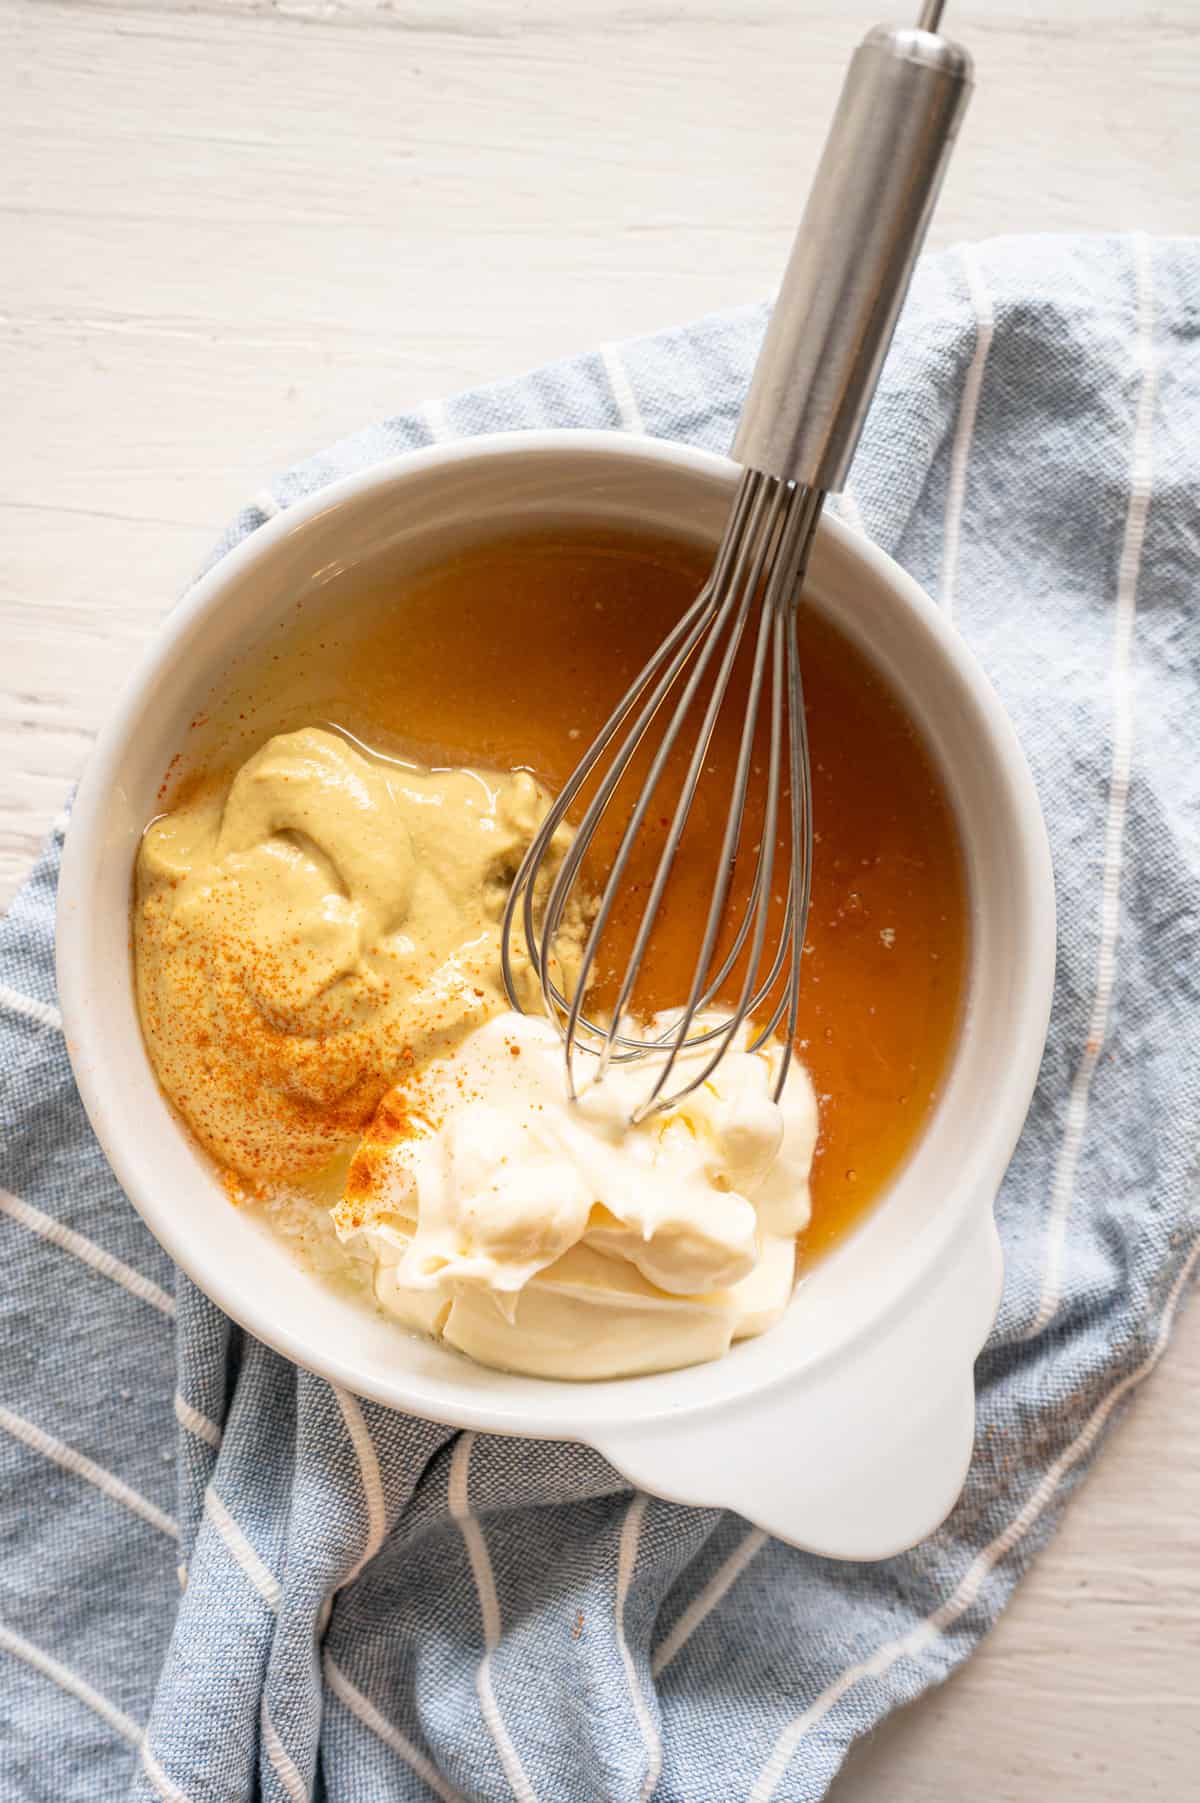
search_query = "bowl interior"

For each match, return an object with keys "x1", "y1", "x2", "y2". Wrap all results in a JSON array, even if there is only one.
[{"x1": 57, "y1": 435, "x2": 1052, "y2": 1436}]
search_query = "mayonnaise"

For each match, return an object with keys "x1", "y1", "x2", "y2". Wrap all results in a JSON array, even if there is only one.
[{"x1": 334, "y1": 1011, "x2": 818, "y2": 1378}]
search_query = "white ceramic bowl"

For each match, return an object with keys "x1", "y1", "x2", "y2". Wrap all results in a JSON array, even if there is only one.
[{"x1": 56, "y1": 433, "x2": 1054, "y2": 1559}]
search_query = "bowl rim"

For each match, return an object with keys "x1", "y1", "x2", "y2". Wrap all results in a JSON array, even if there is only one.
[{"x1": 55, "y1": 428, "x2": 1055, "y2": 1435}]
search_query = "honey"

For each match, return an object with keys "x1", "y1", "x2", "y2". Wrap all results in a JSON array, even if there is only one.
[{"x1": 179, "y1": 525, "x2": 967, "y2": 1265}]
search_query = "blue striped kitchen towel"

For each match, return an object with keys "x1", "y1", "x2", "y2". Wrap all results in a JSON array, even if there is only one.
[{"x1": 2, "y1": 233, "x2": 1198, "y2": 1803}]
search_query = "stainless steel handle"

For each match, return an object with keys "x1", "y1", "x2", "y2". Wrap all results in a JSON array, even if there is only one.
[{"x1": 732, "y1": 15, "x2": 972, "y2": 493}]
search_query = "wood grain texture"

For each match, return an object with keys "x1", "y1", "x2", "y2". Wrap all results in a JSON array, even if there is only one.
[{"x1": 3, "y1": 2, "x2": 1198, "y2": 1794}]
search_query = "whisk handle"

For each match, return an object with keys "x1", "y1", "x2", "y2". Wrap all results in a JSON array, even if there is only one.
[{"x1": 733, "y1": 19, "x2": 972, "y2": 493}]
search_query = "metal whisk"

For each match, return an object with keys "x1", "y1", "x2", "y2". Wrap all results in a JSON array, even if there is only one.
[{"x1": 501, "y1": 4, "x2": 972, "y2": 1119}]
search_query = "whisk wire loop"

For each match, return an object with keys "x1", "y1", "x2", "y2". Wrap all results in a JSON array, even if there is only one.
[
  {"x1": 501, "y1": 471, "x2": 767, "y2": 1022},
  {"x1": 501, "y1": 467, "x2": 821, "y2": 1117},
  {"x1": 748, "y1": 601, "x2": 814, "y2": 1102},
  {"x1": 564, "y1": 477, "x2": 780, "y2": 1094},
  {"x1": 587, "y1": 475, "x2": 794, "y2": 1092},
  {"x1": 632, "y1": 516, "x2": 785, "y2": 1117},
  {"x1": 636, "y1": 481, "x2": 821, "y2": 1116},
  {"x1": 499, "y1": 525, "x2": 731, "y2": 1016}
]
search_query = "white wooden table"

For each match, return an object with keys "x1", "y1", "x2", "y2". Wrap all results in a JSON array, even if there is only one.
[{"x1": 4, "y1": 3, "x2": 1197, "y2": 1795}]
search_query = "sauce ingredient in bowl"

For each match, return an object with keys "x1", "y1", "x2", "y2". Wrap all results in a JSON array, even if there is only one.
[
  {"x1": 333, "y1": 1011, "x2": 818, "y2": 1378},
  {"x1": 134, "y1": 725, "x2": 579, "y2": 1181}
]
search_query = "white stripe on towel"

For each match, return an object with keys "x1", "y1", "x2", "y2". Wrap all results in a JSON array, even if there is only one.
[
  {"x1": 750, "y1": 1227, "x2": 1200, "y2": 1803},
  {"x1": 1026, "y1": 230, "x2": 1158, "y2": 1341},
  {"x1": 0, "y1": 1619, "x2": 142, "y2": 1747},
  {"x1": 261, "y1": 1694, "x2": 310, "y2": 1803},
  {"x1": 324, "y1": 1653, "x2": 465, "y2": 1803},
  {"x1": 836, "y1": 489, "x2": 868, "y2": 539},
  {"x1": 938, "y1": 242, "x2": 995, "y2": 621},
  {"x1": 141, "y1": 1740, "x2": 197, "y2": 1803},
  {"x1": 0, "y1": 982, "x2": 62, "y2": 1032},
  {"x1": 615, "y1": 1493, "x2": 663, "y2": 1800},
  {"x1": 0, "y1": 1405, "x2": 178, "y2": 1541},
  {"x1": 333, "y1": 1386, "x2": 388, "y2": 1587},
  {"x1": 601, "y1": 341, "x2": 645, "y2": 434},
  {"x1": 423, "y1": 396, "x2": 454, "y2": 443},
  {"x1": 174, "y1": 1390, "x2": 222, "y2": 1451},
  {"x1": 651, "y1": 1526, "x2": 767, "y2": 1677},
  {"x1": 203, "y1": 1488, "x2": 281, "y2": 1610},
  {"x1": 0, "y1": 1186, "x2": 175, "y2": 1317},
  {"x1": 448, "y1": 1433, "x2": 538, "y2": 1803}
]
